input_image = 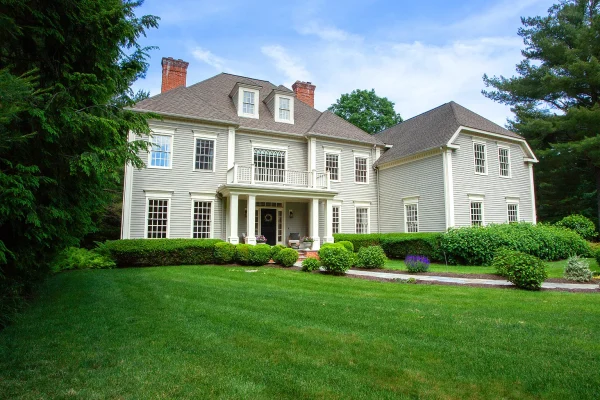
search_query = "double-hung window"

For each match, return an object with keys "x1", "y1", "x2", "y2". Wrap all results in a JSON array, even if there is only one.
[
  {"x1": 470, "y1": 201, "x2": 483, "y2": 226},
  {"x1": 498, "y1": 147, "x2": 510, "y2": 177},
  {"x1": 332, "y1": 205, "x2": 341, "y2": 234},
  {"x1": 355, "y1": 156, "x2": 368, "y2": 183},
  {"x1": 405, "y1": 203, "x2": 419, "y2": 233},
  {"x1": 473, "y1": 142, "x2": 487, "y2": 174},
  {"x1": 149, "y1": 134, "x2": 172, "y2": 168},
  {"x1": 279, "y1": 97, "x2": 290, "y2": 120},
  {"x1": 192, "y1": 200, "x2": 213, "y2": 238},
  {"x1": 195, "y1": 138, "x2": 215, "y2": 171},
  {"x1": 355, "y1": 206, "x2": 369, "y2": 234},
  {"x1": 243, "y1": 90, "x2": 255, "y2": 115},
  {"x1": 326, "y1": 153, "x2": 340, "y2": 181},
  {"x1": 507, "y1": 203, "x2": 519, "y2": 223},
  {"x1": 147, "y1": 198, "x2": 169, "y2": 238}
]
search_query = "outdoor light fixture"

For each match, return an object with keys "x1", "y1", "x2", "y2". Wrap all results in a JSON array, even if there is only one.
[{"x1": 289, "y1": 210, "x2": 294, "y2": 219}]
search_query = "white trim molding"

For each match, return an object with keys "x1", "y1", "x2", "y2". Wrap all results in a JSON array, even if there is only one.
[
  {"x1": 227, "y1": 127, "x2": 235, "y2": 169},
  {"x1": 121, "y1": 130, "x2": 135, "y2": 239},
  {"x1": 442, "y1": 149, "x2": 455, "y2": 229},
  {"x1": 528, "y1": 163, "x2": 537, "y2": 224}
]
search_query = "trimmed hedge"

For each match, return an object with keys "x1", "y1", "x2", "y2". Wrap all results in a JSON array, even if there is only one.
[
  {"x1": 214, "y1": 242, "x2": 236, "y2": 264},
  {"x1": 319, "y1": 246, "x2": 353, "y2": 275},
  {"x1": 235, "y1": 244, "x2": 252, "y2": 265},
  {"x1": 301, "y1": 257, "x2": 321, "y2": 272},
  {"x1": 333, "y1": 233, "x2": 442, "y2": 260},
  {"x1": 278, "y1": 248, "x2": 299, "y2": 267},
  {"x1": 249, "y1": 244, "x2": 272, "y2": 266},
  {"x1": 271, "y1": 244, "x2": 286, "y2": 262},
  {"x1": 337, "y1": 241, "x2": 354, "y2": 252},
  {"x1": 103, "y1": 239, "x2": 222, "y2": 267},
  {"x1": 492, "y1": 249, "x2": 547, "y2": 290},
  {"x1": 356, "y1": 246, "x2": 387, "y2": 269},
  {"x1": 440, "y1": 223, "x2": 590, "y2": 266},
  {"x1": 555, "y1": 214, "x2": 597, "y2": 241}
]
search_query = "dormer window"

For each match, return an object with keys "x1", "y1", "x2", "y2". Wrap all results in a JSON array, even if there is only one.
[
  {"x1": 279, "y1": 97, "x2": 290, "y2": 120},
  {"x1": 274, "y1": 94, "x2": 294, "y2": 124},
  {"x1": 243, "y1": 90, "x2": 255, "y2": 114},
  {"x1": 230, "y1": 83, "x2": 261, "y2": 119}
]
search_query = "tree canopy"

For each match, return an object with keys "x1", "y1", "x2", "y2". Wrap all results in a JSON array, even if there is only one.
[
  {"x1": 483, "y1": 0, "x2": 600, "y2": 225},
  {"x1": 0, "y1": 0, "x2": 158, "y2": 324},
  {"x1": 328, "y1": 89, "x2": 402, "y2": 134}
]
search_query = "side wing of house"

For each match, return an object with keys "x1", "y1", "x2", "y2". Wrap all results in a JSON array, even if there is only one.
[
  {"x1": 451, "y1": 132, "x2": 535, "y2": 226},
  {"x1": 378, "y1": 153, "x2": 446, "y2": 233}
]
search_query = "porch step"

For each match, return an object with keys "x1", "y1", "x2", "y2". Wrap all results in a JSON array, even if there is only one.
[{"x1": 296, "y1": 249, "x2": 319, "y2": 261}]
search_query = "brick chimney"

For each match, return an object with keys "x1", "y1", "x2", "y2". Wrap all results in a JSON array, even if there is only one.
[
  {"x1": 161, "y1": 57, "x2": 189, "y2": 93},
  {"x1": 292, "y1": 81, "x2": 316, "y2": 108}
]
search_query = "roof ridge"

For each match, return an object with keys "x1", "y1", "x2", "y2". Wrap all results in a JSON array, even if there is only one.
[
  {"x1": 220, "y1": 72, "x2": 273, "y2": 83},
  {"x1": 376, "y1": 102, "x2": 453, "y2": 135}
]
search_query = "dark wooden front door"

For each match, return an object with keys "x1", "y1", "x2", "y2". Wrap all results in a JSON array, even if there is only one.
[{"x1": 260, "y1": 208, "x2": 277, "y2": 245}]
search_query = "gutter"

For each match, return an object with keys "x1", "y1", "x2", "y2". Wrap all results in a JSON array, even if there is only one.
[{"x1": 126, "y1": 108, "x2": 239, "y2": 128}]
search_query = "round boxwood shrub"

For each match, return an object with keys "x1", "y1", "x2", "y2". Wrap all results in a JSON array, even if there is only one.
[
  {"x1": 555, "y1": 214, "x2": 597, "y2": 241},
  {"x1": 319, "y1": 246, "x2": 353, "y2": 275},
  {"x1": 278, "y1": 248, "x2": 299, "y2": 267},
  {"x1": 249, "y1": 244, "x2": 272, "y2": 266},
  {"x1": 337, "y1": 240, "x2": 355, "y2": 253},
  {"x1": 356, "y1": 246, "x2": 386, "y2": 269},
  {"x1": 270, "y1": 244, "x2": 286, "y2": 263},
  {"x1": 235, "y1": 244, "x2": 252, "y2": 265},
  {"x1": 302, "y1": 257, "x2": 321, "y2": 272},
  {"x1": 492, "y1": 249, "x2": 547, "y2": 290},
  {"x1": 214, "y1": 242, "x2": 236, "y2": 264},
  {"x1": 564, "y1": 255, "x2": 593, "y2": 282}
]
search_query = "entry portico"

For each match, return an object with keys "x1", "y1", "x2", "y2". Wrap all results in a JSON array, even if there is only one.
[{"x1": 218, "y1": 184, "x2": 338, "y2": 249}]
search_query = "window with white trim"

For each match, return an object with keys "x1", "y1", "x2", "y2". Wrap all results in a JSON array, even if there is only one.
[
  {"x1": 405, "y1": 204, "x2": 418, "y2": 233},
  {"x1": 149, "y1": 135, "x2": 172, "y2": 168},
  {"x1": 356, "y1": 207, "x2": 369, "y2": 233},
  {"x1": 498, "y1": 147, "x2": 510, "y2": 177},
  {"x1": 332, "y1": 205, "x2": 340, "y2": 234},
  {"x1": 355, "y1": 156, "x2": 368, "y2": 183},
  {"x1": 326, "y1": 153, "x2": 339, "y2": 181},
  {"x1": 243, "y1": 90, "x2": 255, "y2": 115},
  {"x1": 507, "y1": 203, "x2": 519, "y2": 223},
  {"x1": 279, "y1": 97, "x2": 290, "y2": 120},
  {"x1": 474, "y1": 142, "x2": 486, "y2": 174},
  {"x1": 470, "y1": 201, "x2": 483, "y2": 226},
  {"x1": 195, "y1": 138, "x2": 214, "y2": 171},
  {"x1": 147, "y1": 199, "x2": 169, "y2": 238},
  {"x1": 192, "y1": 201, "x2": 212, "y2": 238},
  {"x1": 254, "y1": 148, "x2": 286, "y2": 182}
]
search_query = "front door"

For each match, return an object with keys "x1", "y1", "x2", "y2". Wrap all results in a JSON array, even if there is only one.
[{"x1": 260, "y1": 208, "x2": 277, "y2": 245}]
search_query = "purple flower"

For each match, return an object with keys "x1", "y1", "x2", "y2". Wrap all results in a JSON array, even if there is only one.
[{"x1": 405, "y1": 255, "x2": 430, "y2": 273}]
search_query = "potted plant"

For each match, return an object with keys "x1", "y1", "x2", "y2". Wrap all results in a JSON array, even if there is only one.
[
  {"x1": 255, "y1": 235, "x2": 267, "y2": 244},
  {"x1": 301, "y1": 236, "x2": 314, "y2": 249}
]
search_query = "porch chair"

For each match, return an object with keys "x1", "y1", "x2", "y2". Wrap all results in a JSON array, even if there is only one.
[{"x1": 288, "y1": 233, "x2": 300, "y2": 249}]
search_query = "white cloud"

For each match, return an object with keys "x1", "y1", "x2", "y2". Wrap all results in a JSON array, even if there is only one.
[
  {"x1": 296, "y1": 21, "x2": 361, "y2": 42},
  {"x1": 191, "y1": 47, "x2": 228, "y2": 71},
  {"x1": 261, "y1": 45, "x2": 312, "y2": 84}
]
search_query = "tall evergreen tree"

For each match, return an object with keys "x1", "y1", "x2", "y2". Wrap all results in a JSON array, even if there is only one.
[
  {"x1": 0, "y1": 0, "x2": 158, "y2": 322},
  {"x1": 483, "y1": 0, "x2": 600, "y2": 225}
]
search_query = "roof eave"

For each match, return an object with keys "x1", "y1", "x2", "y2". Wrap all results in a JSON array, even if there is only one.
[
  {"x1": 126, "y1": 107, "x2": 239, "y2": 128},
  {"x1": 306, "y1": 132, "x2": 385, "y2": 147}
]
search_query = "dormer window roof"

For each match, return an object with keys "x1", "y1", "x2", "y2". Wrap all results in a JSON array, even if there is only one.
[
  {"x1": 229, "y1": 82, "x2": 261, "y2": 119},
  {"x1": 265, "y1": 88, "x2": 295, "y2": 124}
]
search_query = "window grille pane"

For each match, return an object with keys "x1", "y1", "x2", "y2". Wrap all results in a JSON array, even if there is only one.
[
  {"x1": 405, "y1": 204, "x2": 418, "y2": 232},
  {"x1": 474, "y1": 143, "x2": 486, "y2": 174},
  {"x1": 499, "y1": 148, "x2": 510, "y2": 177},
  {"x1": 254, "y1": 148, "x2": 286, "y2": 183},
  {"x1": 243, "y1": 91, "x2": 255, "y2": 114},
  {"x1": 147, "y1": 199, "x2": 168, "y2": 238},
  {"x1": 150, "y1": 135, "x2": 171, "y2": 167},
  {"x1": 355, "y1": 157, "x2": 367, "y2": 183},
  {"x1": 326, "y1": 153, "x2": 339, "y2": 181},
  {"x1": 356, "y1": 207, "x2": 368, "y2": 233},
  {"x1": 508, "y1": 203, "x2": 518, "y2": 223},
  {"x1": 279, "y1": 98, "x2": 290, "y2": 120},
  {"x1": 192, "y1": 201, "x2": 212, "y2": 238},
  {"x1": 470, "y1": 201, "x2": 483, "y2": 226},
  {"x1": 195, "y1": 139, "x2": 214, "y2": 170},
  {"x1": 332, "y1": 206, "x2": 340, "y2": 234}
]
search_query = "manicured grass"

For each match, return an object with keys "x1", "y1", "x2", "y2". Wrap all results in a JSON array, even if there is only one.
[
  {"x1": 384, "y1": 258, "x2": 600, "y2": 278},
  {"x1": 1, "y1": 266, "x2": 599, "y2": 399}
]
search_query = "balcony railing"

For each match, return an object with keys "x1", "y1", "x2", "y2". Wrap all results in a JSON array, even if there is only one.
[{"x1": 226, "y1": 164, "x2": 331, "y2": 190}]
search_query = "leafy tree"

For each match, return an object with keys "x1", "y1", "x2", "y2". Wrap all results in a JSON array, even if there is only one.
[
  {"x1": 0, "y1": 0, "x2": 158, "y2": 325},
  {"x1": 328, "y1": 89, "x2": 402, "y2": 134},
  {"x1": 483, "y1": 0, "x2": 600, "y2": 225}
]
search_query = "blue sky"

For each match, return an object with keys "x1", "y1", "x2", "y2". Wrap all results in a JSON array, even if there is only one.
[{"x1": 132, "y1": 0, "x2": 556, "y2": 126}]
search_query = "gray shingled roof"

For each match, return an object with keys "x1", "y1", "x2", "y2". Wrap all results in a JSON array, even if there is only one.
[
  {"x1": 133, "y1": 73, "x2": 384, "y2": 145},
  {"x1": 374, "y1": 101, "x2": 523, "y2": 166}
]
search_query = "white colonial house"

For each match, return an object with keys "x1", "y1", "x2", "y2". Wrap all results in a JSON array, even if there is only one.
[{"x1": 121, "y1": 57, "x2": 538, "y2": 249}]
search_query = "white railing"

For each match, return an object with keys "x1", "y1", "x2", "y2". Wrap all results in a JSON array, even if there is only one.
[{"x1": 227, "y1": 164, "x2": 330, "y2": 189}]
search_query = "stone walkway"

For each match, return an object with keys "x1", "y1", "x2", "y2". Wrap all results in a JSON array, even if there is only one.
[{"x1": 345, "y1": 269, "x2": 599, "y2": 290}]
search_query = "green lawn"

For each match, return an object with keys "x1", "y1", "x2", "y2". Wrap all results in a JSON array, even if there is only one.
[
  {"x1": 384, "y1": 258, "x2": 600, "y2": 278},
  {"x1": 1, "y1": 266, "x2": 599, "y2": 399}
]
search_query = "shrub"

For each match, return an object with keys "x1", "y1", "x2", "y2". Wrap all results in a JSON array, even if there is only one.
[
  {"x1": 270, "y1": 244, "x2": 286, "y2": 262},
  {"x1": 249, "y1": 244, "x2": 272, "y2": 266},
  {"x1": 103, "y1": 239, "x2": 222, "y2": 267},
  {"x1": 319, "y1": 246, "x2": 353, "y2": 275},
  {"x1": 405, "y1": 255, "x2": 430, "y2": 273},
  {"x1": 356, "y1": 246, "x2": 387, "y2": 269},
  {"x1": 321, "y1": 242, "x2": 346, "y2": 250},
  {"x1": 555, "y1": 214, "x2": 597, "y2": 241},
  {"x1": 235, "y1": 244, "x2": 252, "y2": 265},
  {"x1": 302, "y1": 257, "x2": 321, "y2": 272},
  {"x1": 380, "y1": 234, "x2": 441, "y2": 260},
  {"x1": 564, "y1": 255, "x2": 593, "y2": 282},
  {"x1": 491, "y1": 249, "x2": 547, "y2": 290},
  {"x1": 337, "y1": 241, "x2": 355, "y2": 253},
  {"x1": 278, "y1": 248, "x2": 299, "y2": 267},
  {"x1": 51, "y1": 247, "x2": 115, "y2": 272},
  {"x1": 440, "y1": 223, "x2": 590, "y2": 266},
  {"x1": 214, "y1": 242, "x2": 236, "y2": 264}
]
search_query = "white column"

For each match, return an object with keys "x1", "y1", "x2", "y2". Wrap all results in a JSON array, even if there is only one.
[
  {"x1": 310, "y1": 198, "x2": 321, "y2": 250},
  {"x1": 323, "y1": 199, "x2": 334, "y2": 243},
  {"x1": 228, "y1": 194, "x2": 239, "y2": 244},
  {"x1": 528, "y1": 163, "x2": 537, "y2": 224},
  {"x1": 245, "y1": 195, "x2": 256, "y2": 244},
  {"x1": 227, "y1": 127, "x2": 235, "y2": 169}
]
